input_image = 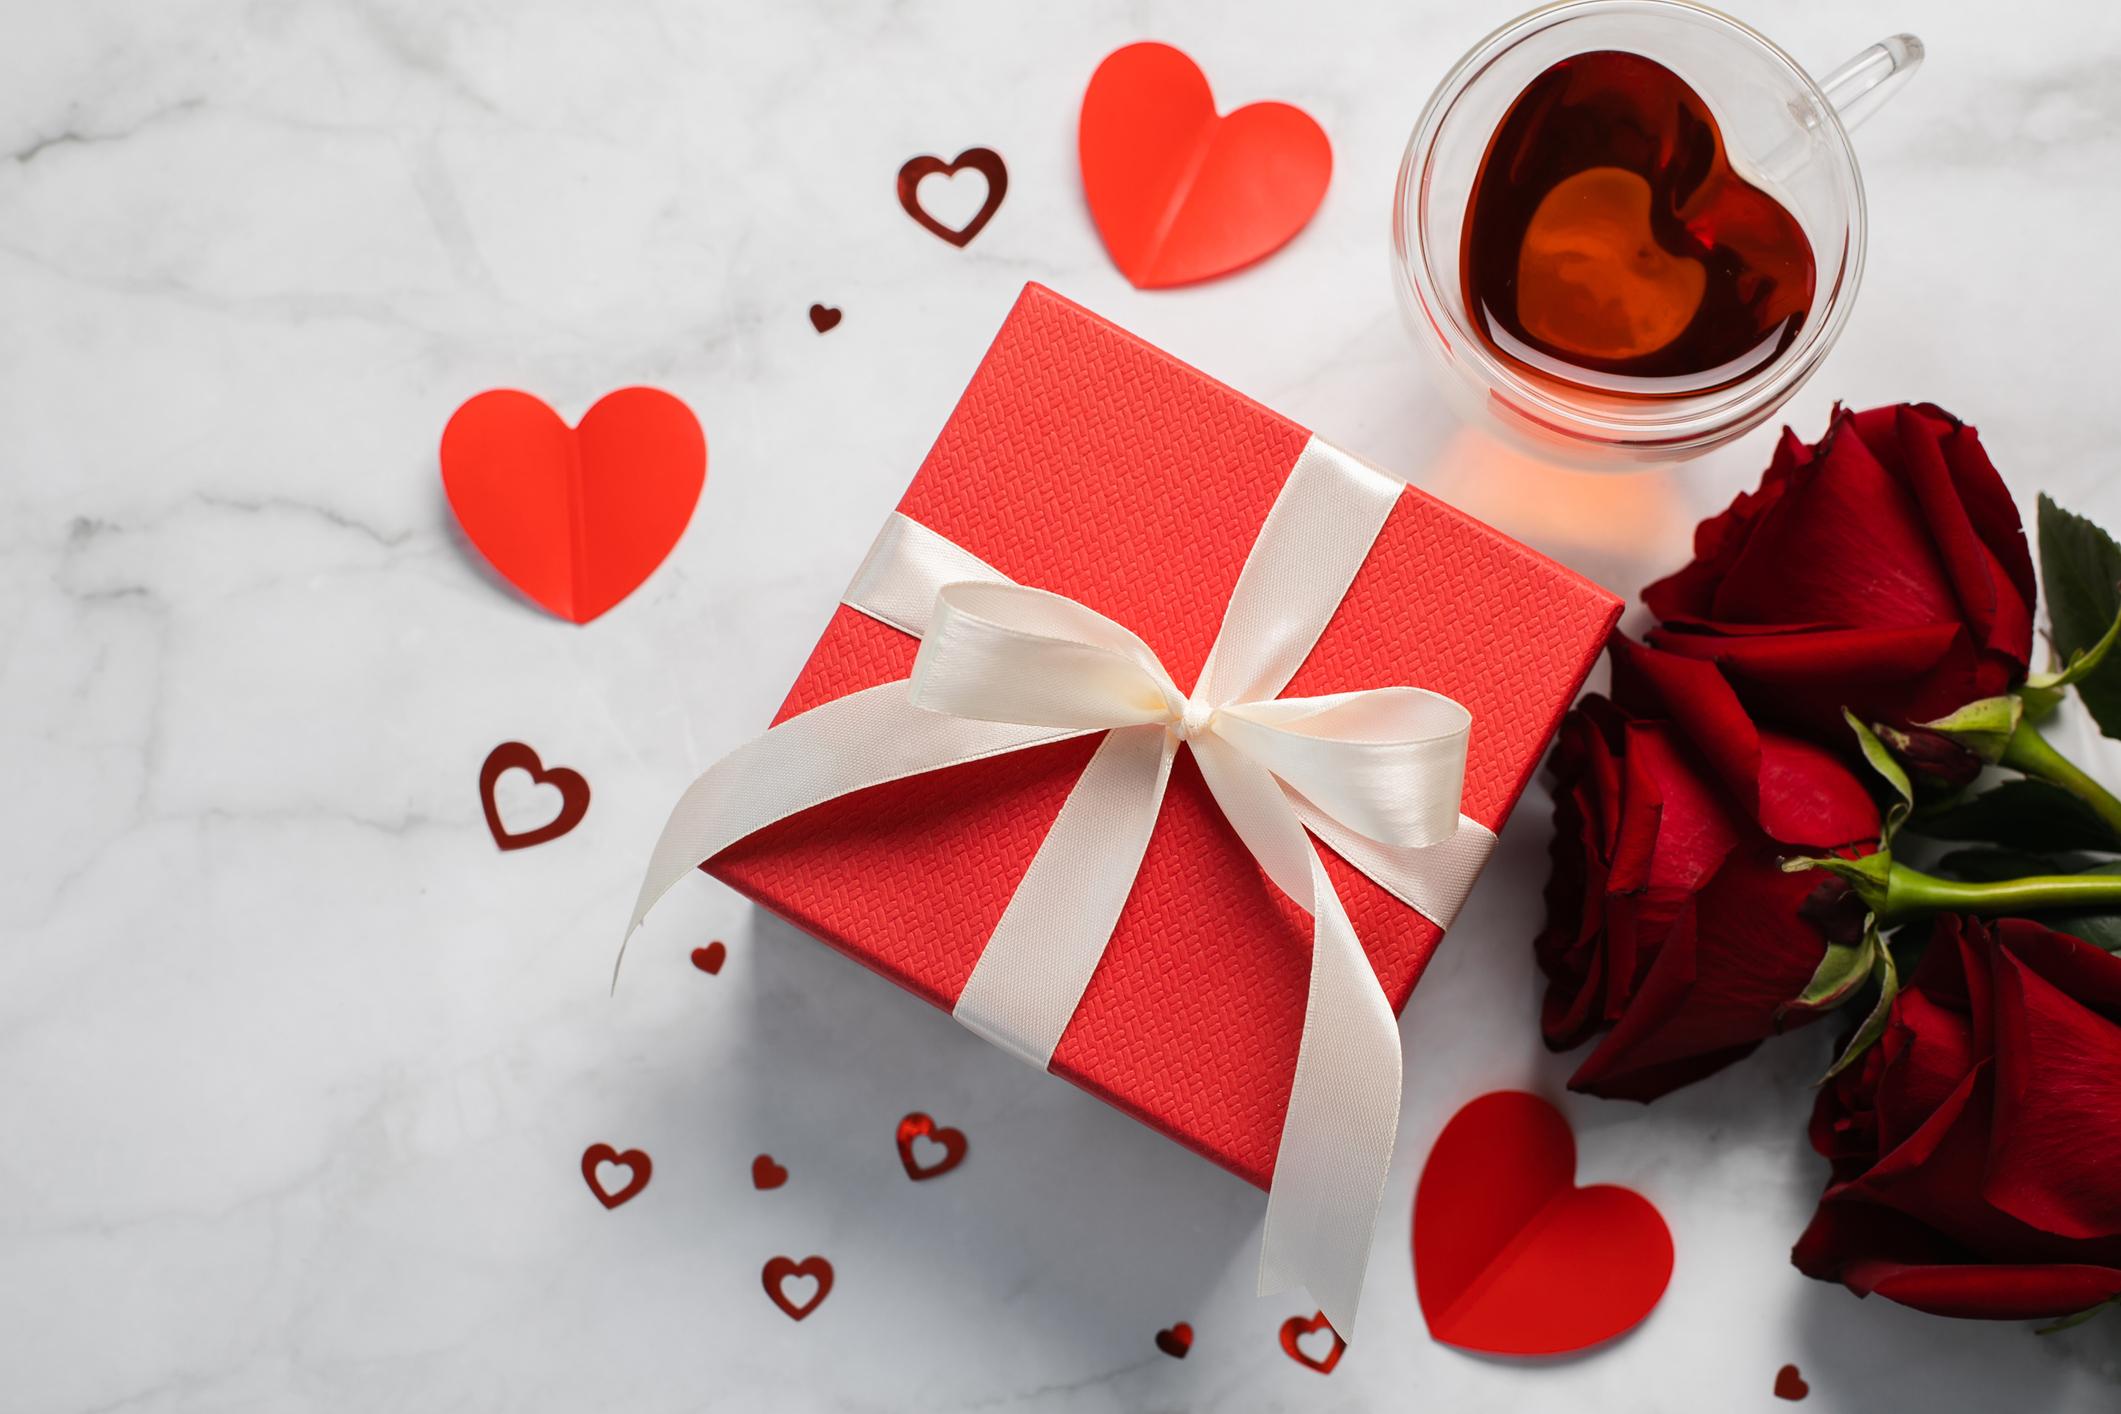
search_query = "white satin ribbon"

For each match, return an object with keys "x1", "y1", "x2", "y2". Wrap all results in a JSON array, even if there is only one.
[{"x1": 625, "y1": 436, "x2": 1496, "y2": 1337}]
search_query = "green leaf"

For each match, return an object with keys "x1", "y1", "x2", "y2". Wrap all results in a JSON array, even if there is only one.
[
  {"x1": 1845, "y1": 709, "x2": 1913, "y2": 808},
  {"x1": 1919, "y1": 695, "x2": 2022, "y2": 763},
  {"x1": 1820, "y1": 942, "x2": 1900, "y2": 1082},
  {"x1": 2037, "y1": 494, "x2": 2121, "y2": 739},
  {"x1": 1786, "y1": 926, "x2": 1878, "y2": 1016},
  {"x1": 2028, "y1": 602, "x2": 2121, "y2": 692},
  {"x1": 1909, "y1": 778, "x2": 2121, "y2": 853}
]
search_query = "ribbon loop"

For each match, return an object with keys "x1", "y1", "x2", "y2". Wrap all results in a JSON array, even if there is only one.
[
  {"x1": 910, "y1": 582, "x2": 1181, "y2": 730},
  {"x1": 1216, "y1": 689, "x2": 1471, "y2": 850}
]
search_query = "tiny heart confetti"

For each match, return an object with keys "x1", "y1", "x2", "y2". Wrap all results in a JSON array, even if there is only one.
[
  {"x1": 1154, "y1": 1322, "x2": 1193, "y2": 1359},
  {"x1": 895, "y1": 1111, "x2": 968, "y2": 1181},
  {"x1": 751, "y1": 1154, "x2": 788, "y2": 1190},
  {"x1": 441, "y1": 386, "x2": 706, "y2": 624},
  {"x1": 762, "y1": 1255, "x2": 834, "y2": 1321},
  {"x1": 897, "y1": 148, "x2": 1007, "y2": 247},
  {"x1": 690, "y1": 941, "x2": 727, "y2": 974},
  {"x1": 1079, "y1": 42, "x2": 1330, "y2": 288},
  {"x1": 1278, "y1": 1312, "x2": 1344, "y2": 1374},
  {"x1": 580, "y1": 1143, "x2": 652, "y2": 1209},
  {"x1": 808, "y1": 303, "x2": 842, "y2": 334},
  {"x1": 1775, "y1": 1365, "x2": 1810, "y2": 1401},
  {"x1": 480, "y1": 742, "x2": 589, "y2": 851},
  {"x1": 1414, "y1": 1091, "x2": 1673, "y2": 1355}
]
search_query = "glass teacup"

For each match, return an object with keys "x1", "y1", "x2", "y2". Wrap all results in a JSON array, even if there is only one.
[{"x1": 1393, "y1": 0, "x2": 1922, "y2": 467}]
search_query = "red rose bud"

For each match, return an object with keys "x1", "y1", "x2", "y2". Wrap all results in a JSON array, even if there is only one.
[
  {"x1": 1644, "y1": 404, "x2": 2035, "y2": 740},
  {"x1": 1872, "y1": 722, "x2": 1985, "y2": 789},
  {"x1": 1792, "y1": 916, "x2": 2121, "y2": 1320},
  {"x1": 1535, "y1": 638, "x2": 1881, "y2": 1101}
]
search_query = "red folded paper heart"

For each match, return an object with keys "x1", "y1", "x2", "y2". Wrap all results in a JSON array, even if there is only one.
[
  {"x1": 762, "y1": 1255, "x2": 834, "y2": 1321},
  {"x1": 581, "y1": 1143, "x2": 652, "y2": 1209},
  {"x1": 752, "y1": 1153, "x2": 788, "y2": 1190},
  {"x1": 1079, "y1": 42, "x2": 1331, "y2": 288},
  {"x1": 480, "y1": 741, "x2": 590, "y2": 851},
  {"x1": 441, "y1": 386, "x2": 706, "y2": 624},
  {"x1": 1154, "y1": 1321, "x2": 1193, "y2": 1358},
  {"x1": 1278, "y1": 1311, "x2": 1344, "y2": 1373},
  {"x1": 1414, "y1": 1091, "x2": 1673, "y2": 1355},
  {"x1": 895, "y1": 1111, "x2": 967, "y2": 1181}
]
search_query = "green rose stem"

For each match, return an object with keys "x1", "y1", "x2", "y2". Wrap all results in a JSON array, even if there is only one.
[
  {"x1": 1878, "y1": 860, "x2": 2121, "y2": 924},
  {"x1": 1998, "y1": 717, "x2": 2121, "y2": 840}
]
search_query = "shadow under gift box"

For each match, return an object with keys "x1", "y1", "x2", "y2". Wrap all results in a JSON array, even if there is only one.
[{"x1": 709, "y1": 283, "x2": 1621, "y2": 1190}]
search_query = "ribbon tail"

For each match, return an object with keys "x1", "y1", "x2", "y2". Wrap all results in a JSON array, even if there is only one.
[
  {"x1": 1189, "y1": 734, "x2": 1401, "y2": 1340},
  {"x1": 619, "y1": 680, "x2": 1086, "y2": 984},
  {"x1": 953, "y1": 724, "x2": 1177, "y2": 1067},
  {"x1": 1255, "y1": 844, "x2": 1401, "y2": 1340},
  {"x1": 1288, "y1": 792, "x2": 1497, "y2": 932}
]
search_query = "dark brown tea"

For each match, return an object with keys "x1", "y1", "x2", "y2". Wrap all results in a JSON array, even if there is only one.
[{"x1": 1461, "y1": 50, "x2": 1817, "y2": 397}]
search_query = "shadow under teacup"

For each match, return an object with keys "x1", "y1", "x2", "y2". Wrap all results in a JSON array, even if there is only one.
[{"x1": 1394, "y1": 0, "x2": 1921, "y2": 468}]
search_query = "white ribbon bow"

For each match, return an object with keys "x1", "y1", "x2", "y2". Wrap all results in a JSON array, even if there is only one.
[{"x1": 624, "y1": 438, "x2": 1494, "y2": 1337}]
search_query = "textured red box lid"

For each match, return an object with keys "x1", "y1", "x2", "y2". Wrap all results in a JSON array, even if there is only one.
[{"x1": 711, "y1": 284, "x2": 1620, "y2": 1188}]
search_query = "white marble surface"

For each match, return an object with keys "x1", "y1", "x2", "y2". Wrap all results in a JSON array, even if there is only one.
[{"x1": 5, "y1": 1, "x2": 2121, "y2": 1409}]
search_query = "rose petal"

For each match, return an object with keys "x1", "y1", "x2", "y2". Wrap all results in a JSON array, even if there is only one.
[
  {"x1": 1853, "y1": 1259, "x2": 2121, "y2": 1321},
  {"x1": 1889, "y1": 405, "x2": 2034, "y2": 677},
  {"x1": 1711, "y1": 411, "x2": 1964, "y2": 634},
  {"x1": 1984, "y1": 930, "x2": 2121, "y2": 1239}
]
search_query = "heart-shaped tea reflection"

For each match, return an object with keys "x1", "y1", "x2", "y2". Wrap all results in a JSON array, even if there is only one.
[{"x1": 1461, "y1": 50, "x2": 1815, "y2": 396}]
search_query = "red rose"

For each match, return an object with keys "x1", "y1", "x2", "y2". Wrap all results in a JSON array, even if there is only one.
[
  {"x1": 1537, "y1": 636, "x2": 1880, "y2": 1100},
  {"x1": 1644, "y1": 404, "x2": 2035, "y2": 738},
  {"x1": 1793, "y1": 916, "x2": 2121, "y2": 1320}
]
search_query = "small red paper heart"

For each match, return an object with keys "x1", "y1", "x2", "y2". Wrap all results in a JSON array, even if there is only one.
[
  {"x1": 752, "y1": 1154, "x2": 788, "y2": 1190},
  {"x1": 1278, "y1": 1312, "x2": 1344, "y2": 1374},
  {"x1": 581, "y1": 1143, "x2": 651, "y2": 1209},
  {"x1": 691, "y1": 942, "x2": 727, "y2": 974},
  {"x1": 1415, "y1": 1092, "x2": 1673, "y2": 1355},
  {"x1": 441, "y1": 386, "x2": 706, "y2": 624},
  {"x1": 480, "y1": 742, "x2": 590, "y2": 851},
  {"x1": 808, "y1": 303, "x2": 842, "y2": 333},
  {"x1": 897, "y1": 148, "x2": 1008, "y2": 248},
  {"x1": 762, "y1": 1255, "x2": 834, "y2": 1321},
  {"x1": 1079, "y1": 42, "x2": 1331, "y2": 288},
  {"x1": 1775, "y1": 1364, "x2": 1810, "y2": 1401},
  {"x1": 1154, "y1": 1322, "x2": 1193, "y2": 1359},
  {"x1": 896, "y1": 1111, "x2": 968, "y2": 1181}
]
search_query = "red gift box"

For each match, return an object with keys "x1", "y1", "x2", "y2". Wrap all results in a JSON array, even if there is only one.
[{"x1": 711, "y1": 284, "x2": 1619, "y2": 1188}]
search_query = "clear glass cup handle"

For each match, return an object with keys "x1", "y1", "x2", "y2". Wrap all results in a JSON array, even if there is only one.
[
  {"x1": 1817, "y1": 33, "x2": 1925, "y2": 133},
  {"x1": 1761, "y1": 32, "x2": 1922, "y2": 181}
]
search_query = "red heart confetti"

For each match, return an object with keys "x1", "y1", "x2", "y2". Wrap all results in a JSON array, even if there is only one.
[
  {"x1": 580, "y1": 1144, "x2": 652, "y2": 1209},
  {"x1": 691, "y1": 941, "x2": 727, "y2": 974},
  {"x1": 808, "y1": 303, "x2": 842, "y2": 333},
  {"x1": 897, "y1": 148, "x2": 1007, "y2": 248},
  {"x1": 1414, "y1": 1092, "x2": 1673, "y2": 1355},
  {"x1": 480, "y1": 742, "x2": 590, "y2": 851},
  {"x1": 896, "y1": 1111, "x2": 968, "y2": 1181},
  {"x1": 1079, "y1": 42, "x2": 1331, "y2": 288},
  {"x1": 762, "y1": 1255, "x2": 834, "y2": 1321},
  {"x1": 441, "y1": 386, "x2": 706, "y2": 624},
  {"x1": 1154, "y1": 1322, "x2": 1193, "y2": 1359},
  {"x1": 1775, "y1": 1364, "x2": 1810, "y2": 1401},
  {"x1": 752, "y1": 1154, "x2": 788, "y2": 1190},
  {"x1": 1278, "y1": 1311, "x2": 1344, "y2": 1374}
]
